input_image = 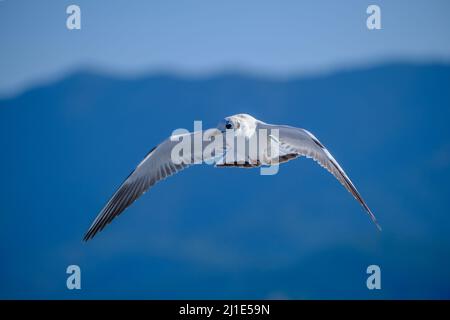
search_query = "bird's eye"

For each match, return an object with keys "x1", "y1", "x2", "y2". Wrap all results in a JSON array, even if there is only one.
[{"x1": 225, "y1": 122, "x2": 233, "y2": 129}]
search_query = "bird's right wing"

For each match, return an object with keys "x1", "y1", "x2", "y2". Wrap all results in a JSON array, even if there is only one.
[
  {"x1": 260, "y1": 123, "x2": 381, "y2": 231},
  {"x1": 83, "y1": 129, "x2": 222, "y2": 241}
]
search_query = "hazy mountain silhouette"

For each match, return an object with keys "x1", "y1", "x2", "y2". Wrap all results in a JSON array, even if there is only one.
[{"x1": 1, "y1": 62, "x2": 449, "y2": 299}]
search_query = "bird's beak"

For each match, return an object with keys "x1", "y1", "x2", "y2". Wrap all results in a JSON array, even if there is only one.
[{"x1": 217, "y1": 120, "x2": 227, "y2": 133}]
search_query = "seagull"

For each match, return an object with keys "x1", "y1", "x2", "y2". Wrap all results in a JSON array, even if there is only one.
[{"x1": 83, "y1": 113, "x2": 380, "y2": 241}]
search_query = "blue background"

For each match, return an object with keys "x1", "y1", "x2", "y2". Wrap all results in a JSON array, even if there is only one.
[{"x1": 0, "y1": 1, "x2": 450, "y2": 299}]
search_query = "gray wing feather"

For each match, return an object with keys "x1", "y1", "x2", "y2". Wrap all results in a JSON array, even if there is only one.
[
  {"x1": 83, "y1": 132, "x2": 204, "y2": 241},
  {"x1": 262, "y1": 123, "x2": 381, "y2": 231}
]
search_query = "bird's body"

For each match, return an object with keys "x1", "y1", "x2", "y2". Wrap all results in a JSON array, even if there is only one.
[{"x1": 83, "y1": 114, "x2": 380, "y2": 241}]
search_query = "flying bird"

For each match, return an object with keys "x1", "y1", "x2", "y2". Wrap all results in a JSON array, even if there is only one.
[{"x1": 83, "y1": 114, "x2": 380, "y2": 241}]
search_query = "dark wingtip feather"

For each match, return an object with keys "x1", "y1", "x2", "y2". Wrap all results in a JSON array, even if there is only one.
[{"x1": 82, "y1": 233, "x2": 91, "y2": 242}]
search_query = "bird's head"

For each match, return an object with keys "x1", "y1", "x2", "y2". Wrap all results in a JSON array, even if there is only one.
[{"x1": 217, "y1": 113, "x2": 258, "y2": 137}]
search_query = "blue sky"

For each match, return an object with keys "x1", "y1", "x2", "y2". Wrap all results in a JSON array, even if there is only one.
[{"x1": 1, "y1": 0, "x2": 450, "y2": 95}]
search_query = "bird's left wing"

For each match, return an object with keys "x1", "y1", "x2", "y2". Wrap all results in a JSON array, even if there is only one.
[
  {"x1": 260, "y1": 123, "x2": 381, "y2": 231},
  {"x1": 83, "y1": 130, "x2": 221, "y2": 241}
]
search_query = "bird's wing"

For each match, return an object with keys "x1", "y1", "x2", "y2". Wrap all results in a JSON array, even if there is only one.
[
  {"x1": 261, "y1": 123, "x2": 381, "y2": 231},
  {"x1": 84, "y1": 130, "x2": 220, "y2": 241}
]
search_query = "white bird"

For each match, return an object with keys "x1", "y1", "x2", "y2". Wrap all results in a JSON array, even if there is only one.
[{"x1": 83, "y1": 113, "x2": 380, "y2": 241}]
